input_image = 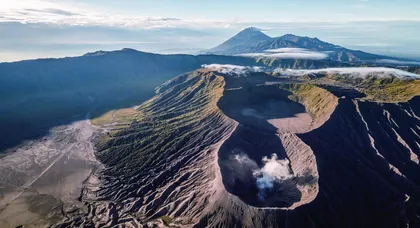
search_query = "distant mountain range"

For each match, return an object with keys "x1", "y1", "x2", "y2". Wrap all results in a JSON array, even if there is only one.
[{"x1": 204, "y1": 27, "x2": 418, "y2": 64}]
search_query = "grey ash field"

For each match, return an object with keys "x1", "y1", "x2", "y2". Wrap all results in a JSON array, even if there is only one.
[{"x1": 1, "y1": 28, "x2": 420, "y2": 228}]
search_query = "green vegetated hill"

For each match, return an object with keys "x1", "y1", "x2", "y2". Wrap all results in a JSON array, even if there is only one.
[
  {"x1": 320, "y1": 74, "x2": 420, "y2": 102},
  {"x1": 270, "y1": 69, "x2": 420, "y2": 103},
  {"x1": 359, "y1": 77, "x2": 420, "y2": 102},
  {"x1": 95, "y1": 69, "x2": 227, "y2": 176},
  {"x1": 405, "y1": 66, "x2": 420, "y2": 74},
  {"x1": 276, "y1": 84, "x2": 339, "y2": 125}
]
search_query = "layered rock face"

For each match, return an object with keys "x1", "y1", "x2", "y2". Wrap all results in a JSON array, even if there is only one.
[{"x1": 57, "y1": 69, "x2": 420, "y2": 228}]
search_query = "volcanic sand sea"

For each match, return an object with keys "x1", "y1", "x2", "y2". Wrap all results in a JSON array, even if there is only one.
[{"x1": 0, "y1": 119, "x2": 101, "y2": 227}]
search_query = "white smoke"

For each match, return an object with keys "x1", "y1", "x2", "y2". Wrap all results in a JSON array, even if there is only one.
[
  {"x1": 255, "y1": 154, "x2": 293, "y2": 181},
  {"x1": 253, "y1": 154, "x2": 293, "y2": 200},
  {"x1": 234, "y1": 153, "x2": 256, "y2": 165},
  {"x1": 233, "y1": 153, "x2": 294, "y2": 200},
  {"x1": 201, "y1": 64, "x2": 264, "y2": 75}
]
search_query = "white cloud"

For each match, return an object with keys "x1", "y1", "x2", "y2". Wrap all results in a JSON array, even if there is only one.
[
  {"x1": 376, "y1": 59, "x2": 420, "y2": 66},
  {"x1": 268, "y1": 52, "x2": 328, "y2": 60},
  {"x1": 202, "y1": 65, "x2": 420, "y2": 79},
  {"x1": 1, "y1": 0, "x2": 419, "y2": 29},
  {"x1": 238, "y1": 48, "x2": 328, "y2": 60},
  {"x1": 0, "y1": 0, "x2": 232, "y2": 29},
  {"x1": 201, "y1": 64, "x2": 264, "y2": 75},
  {"x1": 353, "y1": 43, "x2": 397, "y2": 47},
  {"x1": 264, "y1": 48, "x2": 308, "y2": 53},
  {"x1": 274, "y1": 67, "x2": 420, "y2": 79}
]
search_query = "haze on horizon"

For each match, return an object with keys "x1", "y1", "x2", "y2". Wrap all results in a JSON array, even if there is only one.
[{"x1": 1, "y1": 0, "x2": 420, "y2": 62}]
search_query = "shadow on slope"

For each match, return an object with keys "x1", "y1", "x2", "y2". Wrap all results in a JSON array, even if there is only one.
[{"x1": 0, "y1": 50, "x2": 260, "y2": 152}]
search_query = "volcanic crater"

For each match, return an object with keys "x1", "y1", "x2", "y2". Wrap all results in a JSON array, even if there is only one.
[{"x1": 217, "y1": 84, "x2": 325, "y2": 208}]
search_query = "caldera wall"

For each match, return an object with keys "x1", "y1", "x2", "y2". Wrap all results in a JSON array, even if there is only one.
[{"x1": 217, "y1": 82, "x2": 338, "y2": 209}]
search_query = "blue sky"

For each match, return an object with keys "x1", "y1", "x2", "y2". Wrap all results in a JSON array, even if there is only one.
[
  {"x1": 1, "y1": 0, "x2": 420, "y2": 62},
  {"x1": 51, "y1": 0, "x2": 420, "y2": 22}
]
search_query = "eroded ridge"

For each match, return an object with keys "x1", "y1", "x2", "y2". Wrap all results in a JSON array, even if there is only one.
[
  {"x1": 57, "y1": 68, "x2": 420, "y2": 228},
  {"x1": 57, "y1": 70, "x2": 240, "y2": 227}
]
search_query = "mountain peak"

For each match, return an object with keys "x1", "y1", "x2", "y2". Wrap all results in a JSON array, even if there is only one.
[
  {"x1": 205, "y1": 27, "x2": 272, "y2": 55},
  {"x1": 235, "y1": 27, "x2": 270, "y2": 39},
  {"x1": 83, "y1": 48, "x2": 145, "y2": 57},
  {"x1": 83, "y1": 50, "x2": 108, "y2": 57},
  {"x1": 279, "y1": 34, "x2": 300, "y2": 42},
  {"x1": 240, "y1": 27, "x2": 262, "y2": 33}
]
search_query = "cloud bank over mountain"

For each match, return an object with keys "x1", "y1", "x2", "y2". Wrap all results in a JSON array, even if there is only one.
[
  {"x1": 1, "y1": 0, "x2": 420, "y2": 62},
  {"x1": 239, "y1": 48, "x2": 328, "y2": 60},
  {"x1": 274, "y1": 67, "x2": 420, "y2": 79},
  {"x1": 202, "y1": 64, "x2": 264, "y2": 75}
]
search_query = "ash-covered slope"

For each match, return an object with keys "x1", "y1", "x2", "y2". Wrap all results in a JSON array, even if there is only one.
[{"x1": 57, "y1": 66, "x2": 420, "y2": 228}]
